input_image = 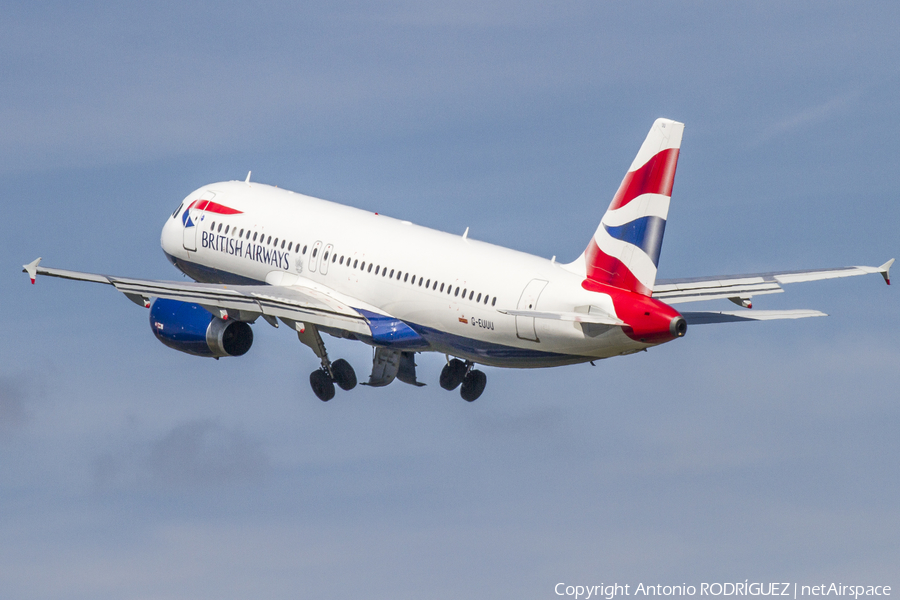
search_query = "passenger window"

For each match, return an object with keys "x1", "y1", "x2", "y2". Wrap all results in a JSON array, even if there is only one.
[
  {"x1": 361, "y1": 261, "x2": 366, "y2": 270},
  {"x1": 287, "y1": 242, "x2": 292, "y2": 251},
  {"x1": 440, "y1": 283, "x2": 444, "y2": 292},
  {"x1": 368, "y1": 264, "x2": 373, "y2": 273},
  {"x1": 418, "y1": 277, "x2": 423, "y2": 286},
  {"x1": 433, "y1": 281, "x2": 438, "y2": 290},
  {"x1": 492, "y1": 297, "x2": 497, "y2": 306},
  {"x1": 253, "y1": 232, "x2": 258, "y2": 241},
  {"x1": 224, "y1": 225, "x2": 229, "y2": 234},
  {"x1": 219, "y1": 224, "x2": 224, "y2": 233},
  {"x1": 484, "y1": 295, "x2": 489, "y2": 304},
  {"x1": 469, "y1": 291, "x2": 474, "y2": 300},
  {"x1": 302, "y1": 245, "x2": 307, "y2": 254},
  {"x1": 425, "y1": 279, "x2": 430, "y2": 288},
  {"x1": 390, "y1": 269, "x2": 394, "y2": 278},
  {"x1": 476, "y1": 293, "x2": 482, "y2": 302},
  {"x1": 281, "y1": 240, "x2": 286, "y2": 249},
  {"x1": 339, "y1": 256, "x2": 344, "y2": 265},
  {"x1": 332, "y1": 254, "x2": 337, "y2": 263},
  {"x1": 397, "y1": 271, "x2": 403, "y2": 280},
  {"x1": 323, "y1": 251, "x2": 330, "y2": 262},
  {"x1": 404, "y1": 273, "x2": 409, "y2": 282},
  {"x1": 211, "y1": 221, "x2": 216, "y2": 230},
  {"x1": 267, "y1": 236, "x2": 272, "y2": 245},
  {"x1": 239, "y1": 228, "x2": 244, "y2": 237},
  {"x1": 274, "y1": 238, "x2": 278, "y2": 246},
  {"x1": 351, "y1": 259, "x2": 357, "y2": 268},
  {"x1": 375, "y1": 266, "x2": 380, "y2": 275},
  {"x1": 454, "y1": 287, "x2": 460, "y2": 297}
]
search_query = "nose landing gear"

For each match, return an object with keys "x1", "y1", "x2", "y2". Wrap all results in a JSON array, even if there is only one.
[{"x1": 440, "y1": 357, "x2": 487, "y2": 402}]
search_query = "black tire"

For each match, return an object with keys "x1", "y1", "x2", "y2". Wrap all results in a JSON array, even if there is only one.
[
  {"x1": 460, "y1": 369, "x2": 487, "y2": 402},
  {"x1": 310, "y1": 369, "x2": 335, "y2": 401},
  {"x1": 331, "y1": 359, "x2": 357, "y2": 391},
  {"x1": 439, "y1": 358, "x2": 467, "y2": 390}
]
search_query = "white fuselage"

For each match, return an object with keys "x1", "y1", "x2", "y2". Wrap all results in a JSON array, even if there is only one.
[{"x1": 160, "y1": 181, "x2": 653, "y2": 367}]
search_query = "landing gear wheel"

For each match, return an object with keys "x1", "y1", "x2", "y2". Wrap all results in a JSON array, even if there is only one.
[
  {"x1": 310, "y1": 369, "x2": 335, "y2": 401},
  {"x1": 440, "y1": 359, "x2": 468, "y2": 390},
  {"x1": 331, "y1": 358, "x2": 357, "y2": 391},
  {"x1": 460, "y1": 369, "x2": 487, "y2": 402}
]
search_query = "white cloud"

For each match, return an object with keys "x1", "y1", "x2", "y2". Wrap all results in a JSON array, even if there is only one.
[{"x1": 755, "y1": 90, "x2": 861, "y2": 144}]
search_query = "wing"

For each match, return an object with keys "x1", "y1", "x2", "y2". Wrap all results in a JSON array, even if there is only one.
[
  {"x1": 22, "y1": 258, "x2": 372, "y2": 336},
  {"x1": 653, "y1": 259, "x2": 893, "y2": 305}
]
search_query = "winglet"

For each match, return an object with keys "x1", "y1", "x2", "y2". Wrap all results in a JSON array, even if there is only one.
[
  {"x1": 23, "y1": 257, "x2": 41, "y2": 284},
  {"x1": 245, "y1": 171, "x2": 251, "y2": 184},
  {"x1": 879, "y1": 258, "x2": 894, "y2": 285}
]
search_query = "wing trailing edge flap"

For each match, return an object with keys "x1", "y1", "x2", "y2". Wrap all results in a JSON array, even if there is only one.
[
  {"x1": 682, "y1": 309, "x2": 827, "y2": 325},
  {"x1": 23, "y1": 259, "x2": 371, "y2": 336},
  {"x1": 654, "y1": 260, "x2": 893, "y2": 304}
]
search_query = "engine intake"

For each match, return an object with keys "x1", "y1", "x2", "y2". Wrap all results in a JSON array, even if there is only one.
[{"x1": 150, "y1": 298, "x2": 253, "y2": 357}]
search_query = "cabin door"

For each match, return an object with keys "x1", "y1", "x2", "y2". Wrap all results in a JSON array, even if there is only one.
[{"x1": 515, "y1": 279, "x2": 548, "y2": 341}]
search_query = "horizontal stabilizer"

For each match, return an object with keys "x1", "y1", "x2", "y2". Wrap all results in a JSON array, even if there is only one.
[
  {"x1": 498, "y1": 308, "x2": 625, "y2": 327},
  {"x1": 654, "y1": 261, "x2": 894, "y2": 304},
  {"x1": 682, "y1": 309, "x2": 827, "y2": 325}
]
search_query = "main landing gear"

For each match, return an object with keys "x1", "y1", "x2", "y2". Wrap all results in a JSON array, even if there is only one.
[
  {"x1": 296, "y1": 323, "x2": 357, "y2": 402},
  {"x1": 294, "y1": 322, "x2": 484, "y2": 402},
  {"x1": 440, "y1": 357, "x2": 487, "y2": 402},
  {"x1": 309, "y1": 358, "x2": 358, "y2": 402}
]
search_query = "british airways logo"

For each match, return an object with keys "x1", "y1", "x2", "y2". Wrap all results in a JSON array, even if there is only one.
[
  {"x1": 201, "y1": 231, "x2": 291, "y2": 270},
  {"x1": 187, "y1": 198, "x2": 291, "y2": 270},
  {"x1": 183, "y1": 199, "x2": 243, "y2": 228}
]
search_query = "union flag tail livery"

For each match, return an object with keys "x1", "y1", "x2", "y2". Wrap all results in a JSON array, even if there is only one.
[
  {"x1": 573, "y1": 118, "x2": 683, "y2": 297},
  {"x1": 23, "y1": 118, "x2": 892, "y2": 403}
]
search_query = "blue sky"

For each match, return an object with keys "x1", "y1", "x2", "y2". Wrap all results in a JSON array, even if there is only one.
[{"x1": 2, "y1": 2, "x2": 898, "y2": 598}]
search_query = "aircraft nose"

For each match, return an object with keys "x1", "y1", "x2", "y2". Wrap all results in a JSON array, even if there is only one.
[{"x1": 160, "y1": 204, "x2": 185, "y2": 258}]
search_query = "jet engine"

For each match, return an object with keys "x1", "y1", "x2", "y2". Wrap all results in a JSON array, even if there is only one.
[{"x1": 149, "y1": 298, "x2": 253, "y2": 357}]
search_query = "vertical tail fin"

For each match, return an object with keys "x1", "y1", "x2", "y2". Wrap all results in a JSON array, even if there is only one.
[{"x1": 570, "y1": 118, "x2": 684, "y2": 296}]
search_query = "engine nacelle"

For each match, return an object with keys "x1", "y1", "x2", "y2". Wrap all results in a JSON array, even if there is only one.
[{"x1": 149, "y1": 298, "x2": 253, "y2": 358}]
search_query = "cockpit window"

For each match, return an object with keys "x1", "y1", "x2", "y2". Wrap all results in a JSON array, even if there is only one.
[{"x1": 172, "y1": 202, "x2": 184, "y2": 218}]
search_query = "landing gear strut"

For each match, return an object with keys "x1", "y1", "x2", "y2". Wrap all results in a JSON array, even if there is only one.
[
  {"x1": 294, "y1": 322, "x2": 356, "y2": 401},
  {"x1": 440, "y1": 357, "x2": 487, "y2": 402}
]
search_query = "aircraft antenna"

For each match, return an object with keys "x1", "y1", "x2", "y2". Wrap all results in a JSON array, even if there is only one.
[{"x1": 245, "y1": 171, "x2": 252, "y2": 184}]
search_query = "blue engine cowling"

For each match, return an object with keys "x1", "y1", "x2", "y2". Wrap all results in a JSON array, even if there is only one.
[{"x1": 149, "y1": 298, "x2": 253, "y2": 358}]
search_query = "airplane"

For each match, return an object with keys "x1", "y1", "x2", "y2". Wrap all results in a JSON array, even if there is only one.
[{"x1": 23, "y1": 118, "x2": 893, "y2": 402}]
